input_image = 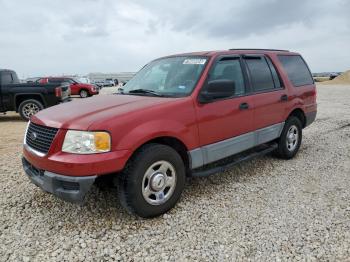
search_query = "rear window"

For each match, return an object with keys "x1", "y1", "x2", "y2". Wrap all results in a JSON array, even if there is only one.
[
  {"x1": 278, "y1": 55, "x2": 313, "y2": 86},
  {"x1": 1, "y1": 72, "x2": 13, "y2": 85}
]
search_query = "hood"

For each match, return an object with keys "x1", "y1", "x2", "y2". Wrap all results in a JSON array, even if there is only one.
[{"x1": 31, "y1": 94, "x2": 175, "y2": 130}]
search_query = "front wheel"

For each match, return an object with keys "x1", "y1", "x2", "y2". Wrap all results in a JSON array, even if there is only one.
[
  {"x1": 18, "y1": 99, "x2": 44, "y2": 121},
  {"x1": 117, "y1": 144, "x2": 186, "y2": 218},
  {"x1": 79, "y1": 89, "x2": 89, "y2": 98},
  {"x1": 274, "y1": 116, "x2": 302, "y2": 159}
]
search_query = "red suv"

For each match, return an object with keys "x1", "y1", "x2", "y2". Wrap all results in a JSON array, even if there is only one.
[
  {"x1": 22, "y1": 49, "x2": 317, "y2": 218},
  {"x1": 38, "y1": 77, "x2": 99, "y2": 98}
]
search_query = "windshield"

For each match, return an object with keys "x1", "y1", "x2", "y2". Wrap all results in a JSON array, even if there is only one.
[
  {"x1": 72, "y1": 78, "x2": 83, "y2": 84},
  {"x1": 121, "y1": 56, "x2": 208, "y2": 97}
]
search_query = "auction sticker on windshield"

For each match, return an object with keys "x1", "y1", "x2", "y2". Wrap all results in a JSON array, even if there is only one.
[{"x1": 183, "y1": 59, "x2": 206, "y2": 65}]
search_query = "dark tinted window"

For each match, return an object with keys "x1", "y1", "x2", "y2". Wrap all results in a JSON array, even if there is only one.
[
  {"x1": 210, "y1": 57, "x2": 245, "y2": 96},
  {"x1": 1, "y1": 72, "x2": 12, "y2": 85},
  {"x1": 278, "y1": 55, "x2": 313, "y2": 86},
  {"x1": 266, "y1": 57, "x2": 282, "y2": 88},
  {"x1": 48, "y1": 78, "x2": 64, "y2": 84},
  {"x1": 244, "y1": 56, "x2": 275, "y2": 92}
]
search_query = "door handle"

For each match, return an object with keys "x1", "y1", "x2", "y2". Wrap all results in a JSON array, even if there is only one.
[
  {"x1": 239, "y1": 102, "x2": 249, "y2": 110},
  {"x1": 280, "y1": 94, "x2": 288, "y2": 102}
]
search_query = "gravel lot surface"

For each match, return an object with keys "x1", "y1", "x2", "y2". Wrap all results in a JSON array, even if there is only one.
[{"x1": 0, "y1": 84, "x2": 350, "y2": 261}]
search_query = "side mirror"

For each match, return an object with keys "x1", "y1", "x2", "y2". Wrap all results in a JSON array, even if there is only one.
[{"x1": 199, "y1": 79, "x2": 235, "y2": 103}]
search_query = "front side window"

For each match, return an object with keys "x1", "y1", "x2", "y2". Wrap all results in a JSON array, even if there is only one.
[
  {"x1": 278, "y1": 55, "x2": 314, "y2": 86},
  {"x1": 121, "y1": 56, "x2": 208, "y2": 97},
  {"x1": 209, "y1": 57, "x2": 245, "y2": 96},
  {"x1": 244, "y1": 56, "x2": 275, "y2": 92}
]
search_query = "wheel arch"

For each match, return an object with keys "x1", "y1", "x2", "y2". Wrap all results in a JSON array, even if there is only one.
[
  {"x1": 15, "y1": 94, "x2": 45, "y2": 111},
  {"x1": 287, "y1": 108, "x2": 306, "y2": 128},
  {"x1": 128, "y1": 136, "x2": 191, "y2": 175},
  {"x1": 79, "y1": 88, "x2": 89, "y2": 94}
]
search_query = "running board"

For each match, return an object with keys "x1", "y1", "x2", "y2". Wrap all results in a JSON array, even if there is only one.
[{"x1": 191, "y1": 143, "x2": 278, "y2": 177}]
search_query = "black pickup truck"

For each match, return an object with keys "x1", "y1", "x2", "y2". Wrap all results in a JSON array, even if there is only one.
[{"x1": 0, "y1": 69, "x2": 70, "y2": 120}]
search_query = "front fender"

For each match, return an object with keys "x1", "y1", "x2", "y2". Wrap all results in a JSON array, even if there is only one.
[{"x1": 115, "y1": 119, "x2": 198, "y2": 152}]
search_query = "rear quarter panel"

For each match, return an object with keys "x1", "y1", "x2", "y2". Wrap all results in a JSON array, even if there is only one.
[{"x1": 269, "y1": 53, "x2": 317, "y2": 119}]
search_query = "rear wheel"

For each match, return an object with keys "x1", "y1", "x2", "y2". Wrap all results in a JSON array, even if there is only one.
[
  {"x1": 117, "y1": 144, "x2": 186, "y2": 218},
  {"x1": 274, "y1": 116, "x2": 302, "y2": 159},
  {"x1": 18, "y1": 99, "x2": 44, "y2": 121},
  {"x1": 79, "y1": 89, "x2": 88, "y2": 98}
]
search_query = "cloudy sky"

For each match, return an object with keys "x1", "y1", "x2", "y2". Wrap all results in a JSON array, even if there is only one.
[{"x1": 0, "y1": 0, "x2": 349, "y2": 78}]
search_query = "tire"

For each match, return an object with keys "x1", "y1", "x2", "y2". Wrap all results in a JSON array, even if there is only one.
[
  {"x1": 18, "y1": 99, "x2": 44, "y2": 121},
  {"x1": 79, "y1": 89, "x2": 89, "y2": 98},
  {"x1": 274, "y1": 116, "x2": 302, "y2": 159},
  {"x1": 117, "y1": 144, "x2": 186, "y2": 218}
]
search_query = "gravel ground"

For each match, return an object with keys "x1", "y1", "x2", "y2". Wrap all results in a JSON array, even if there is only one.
[{"x1": 0, "y1": 84, "x2": 350, "y2": 261}]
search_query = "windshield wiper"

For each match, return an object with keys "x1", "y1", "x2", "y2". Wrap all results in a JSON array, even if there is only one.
[{"x1": 127, "y1": 89, "x2": 164, "y2": 97}]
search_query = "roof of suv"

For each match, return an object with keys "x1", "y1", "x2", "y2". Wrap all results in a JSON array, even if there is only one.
[{"x1": 164, "y1": 49, "x2": 297, "y2": 58}]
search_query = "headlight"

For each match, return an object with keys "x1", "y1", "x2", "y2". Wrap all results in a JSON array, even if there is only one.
[{"x1": 62, "y1": 130, "x2": 111, "y2": 154}]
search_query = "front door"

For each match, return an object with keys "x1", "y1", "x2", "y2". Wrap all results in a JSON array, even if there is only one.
[{"x1": 194, "y1": 56, "x2": 254, "y2": 165}]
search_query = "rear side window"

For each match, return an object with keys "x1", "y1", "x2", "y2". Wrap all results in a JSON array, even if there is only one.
[
  {"x1": 278, "y1": 55, "x2": 313, "y2": 86},
  {"x1": 244, "y1": 56, "x2": 275, "y2": 92},
  {"x1": 1, "y1": 73, "x2": 13, "y2": 85},
  {"x1": 266, "y1": 57, "x2": 282, "y2": 88}
]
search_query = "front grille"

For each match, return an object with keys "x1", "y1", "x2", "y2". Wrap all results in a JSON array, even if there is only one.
[{"x1": 26, "y1": 122, "x2": 59, "y2": 154}]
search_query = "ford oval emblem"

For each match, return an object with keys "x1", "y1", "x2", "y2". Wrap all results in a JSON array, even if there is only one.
[{"x1": 30, "y1": 132, "x2": 38, "y2": 140}]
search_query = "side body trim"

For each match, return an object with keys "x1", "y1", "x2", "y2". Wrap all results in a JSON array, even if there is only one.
[{"x1": 189, "y1": 122, "x2": 284, "y2": 169}]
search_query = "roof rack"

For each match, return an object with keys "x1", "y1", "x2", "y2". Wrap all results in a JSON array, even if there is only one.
[{"x1": 229, "y1": 48, "x2": 289, "y2": 52}]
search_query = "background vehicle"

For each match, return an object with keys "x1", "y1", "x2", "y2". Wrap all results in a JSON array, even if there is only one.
[
  {"x1": 22, "y1": 49, "x2": 317, "y2": 218},
  {"x1": 329, "y1": 72, "x2": 340, "y2": 80},
  {"x1": 92, "y1": 79, "x2": 114, "y2": 87},
  {"x1": 0, "y1": 69, "x2": 70, "y2": 120},
  {"x1": 38, "y1": 77, "x2": 99, "y2": 98},
  {"x1": 105, "y1": 79, "x2": 115, "y2": 87}
]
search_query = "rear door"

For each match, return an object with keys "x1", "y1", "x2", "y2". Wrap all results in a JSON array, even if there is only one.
[{"x1": 243, "y1": 55, "x2": 287, "y2": 141}]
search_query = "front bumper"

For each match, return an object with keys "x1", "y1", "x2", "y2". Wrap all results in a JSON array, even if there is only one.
[{"x1": 22, "y1": 157, "x2": 96, "y2": 203}]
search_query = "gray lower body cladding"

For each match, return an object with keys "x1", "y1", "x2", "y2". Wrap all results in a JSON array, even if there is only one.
[
  {"x1": 305, "y1": 111, "x2": 317, "y2": 127},
  {"x1": 22, "y1": 157, "x2": 96, "y2": 203},
  {"x1": 188, "y1": 122, "x2": 285, "y2": 169}
]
